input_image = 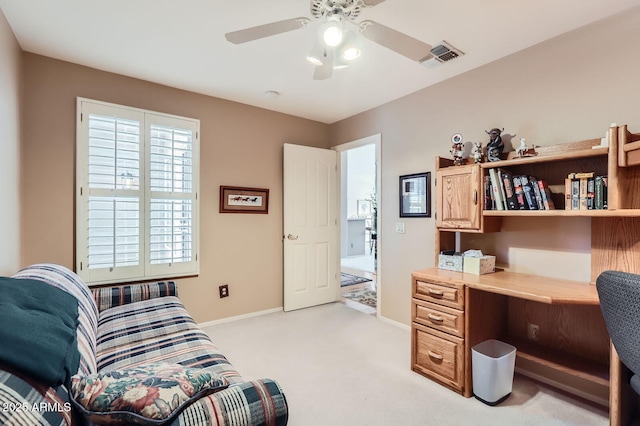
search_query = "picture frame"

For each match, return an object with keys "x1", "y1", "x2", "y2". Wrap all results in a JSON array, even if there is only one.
[
  {"x1": 399, "y1": 172, "x2": 431, "y2": 217},
  {"x1": 357, "y1": 199, "x2": 372, "y2": 217},
  {"x1": 219, "y1": 186, "x2": 269, "y2": 214}
]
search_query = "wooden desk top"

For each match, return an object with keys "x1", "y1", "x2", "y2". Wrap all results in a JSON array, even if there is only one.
[{"x1": 412, "y1": 268, "x2": 600, "y2": 305}]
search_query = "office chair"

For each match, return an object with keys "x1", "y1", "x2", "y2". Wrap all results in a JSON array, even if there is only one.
[{"x1": 596, "y1": 270, "x2": 640, "y2": 395}]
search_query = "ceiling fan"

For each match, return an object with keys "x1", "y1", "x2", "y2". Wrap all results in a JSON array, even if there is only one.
[{"x1": 225, "y1": 0, "x2": 434, "y2": 80}]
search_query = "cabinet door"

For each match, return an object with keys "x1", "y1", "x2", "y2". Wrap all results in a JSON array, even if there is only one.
[{"x1": 436, "y1": 165, "x2": 481, "y2": 229}]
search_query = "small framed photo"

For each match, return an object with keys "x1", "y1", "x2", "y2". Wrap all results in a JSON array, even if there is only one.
[
  {"x1": 399, "y1": 172, "x2": 431, "y2": 217},
  {"x1": 220, "y1": 186, "x2": 269, "y2": 214},
  {"x1": 357, "y1": 199, "x2": 372, "y2": 217}
]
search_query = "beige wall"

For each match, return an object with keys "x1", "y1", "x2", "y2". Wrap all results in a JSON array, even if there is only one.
[
  {"x1": 12, "y1": 7, "x2": 640, "y2": 326},
  {"x1": 330, "y1": 8, "x2": 640, "y2": 325},
  {"x1": 0, "y1": 9, "x2": 21, "y2": 275},
  {"x1": 20, "y1": 54, "x2": 330, "y2": 322}
]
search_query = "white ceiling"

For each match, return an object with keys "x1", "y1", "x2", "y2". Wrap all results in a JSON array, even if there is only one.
[{"x1": 1, "y1": 0, "x2": 639, "y2": 124}]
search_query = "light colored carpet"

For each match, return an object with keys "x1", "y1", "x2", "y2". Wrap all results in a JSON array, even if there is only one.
[
  {"x1": 341, "y1": 254, "x2": 375, "y2": 273},
  {"x1": 201, "y1": 303, "x2": 608, "y2": 426}
]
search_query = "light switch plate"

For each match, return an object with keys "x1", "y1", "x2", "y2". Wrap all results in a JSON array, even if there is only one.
[{"x1": 396, "y1": 222, "x2": 406, "y2": 233}]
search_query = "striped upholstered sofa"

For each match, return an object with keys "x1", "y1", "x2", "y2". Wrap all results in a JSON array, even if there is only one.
[{"x1": 0, "y1": 264, "x2": 288, "y2": 425}]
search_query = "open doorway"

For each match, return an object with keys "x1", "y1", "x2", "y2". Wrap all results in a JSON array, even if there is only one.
[{"x1": 334, "y1": 135, "x2": 381, "y2": 316}]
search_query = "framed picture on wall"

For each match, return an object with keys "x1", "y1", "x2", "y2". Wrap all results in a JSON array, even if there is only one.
[
  {"x1": 220, "y1": 186, "x2": 269, "y2": 213},
  {"x1": 399, "y1": 172, "x2": 431, "y2": 217},
  {"x1": 357, "y1": 199, "x2": 372, "y2": 217}
]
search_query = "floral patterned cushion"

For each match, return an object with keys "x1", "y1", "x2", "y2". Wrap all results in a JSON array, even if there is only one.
[{"x1": 70, "y1": 363, "x2": 229, "y2": 425}]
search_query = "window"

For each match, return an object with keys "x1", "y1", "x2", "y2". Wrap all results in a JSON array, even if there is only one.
[{"x1": 76, "y1": 99, "x2": 199, "y2": 285}]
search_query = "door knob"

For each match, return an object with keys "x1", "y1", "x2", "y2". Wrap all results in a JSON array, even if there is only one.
[{"x1": 287, "y1": 234, "x2": 299, "y2": 240}]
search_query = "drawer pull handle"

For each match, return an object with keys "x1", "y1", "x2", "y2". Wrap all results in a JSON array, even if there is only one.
[
  {"x1": 428, "y1": 289, "x2": 444, "y2": 298},
  {"x1": 428, "y1": 351, "x2": 443, "y2": 361},
  {"x1": 427, "y1": 313, "x2": 444, "y2": 323}
]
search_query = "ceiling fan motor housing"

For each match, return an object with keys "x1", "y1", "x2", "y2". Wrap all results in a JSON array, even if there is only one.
[{"x1": 311, "y1": 0, "x2": 363, "y2": 21}]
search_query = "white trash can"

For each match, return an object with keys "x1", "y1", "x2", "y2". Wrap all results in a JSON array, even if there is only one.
[{"x1": 472, "y1": 339, "x2": 516, "y2": 405}]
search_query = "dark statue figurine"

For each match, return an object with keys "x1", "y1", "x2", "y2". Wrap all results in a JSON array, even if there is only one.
[{"x1": 485, "y1": 127, "x2": 504, "y2": 162}]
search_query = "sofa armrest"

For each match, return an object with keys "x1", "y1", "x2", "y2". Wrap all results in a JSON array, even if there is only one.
[
  {"x1": 179, "y1": 379, "x2": 288, "y2": 426},
  {"x1": 92, "y1": 281, "x2": 177, "y2": 313},
  {"x1": 0, "y1": 368, "x2": 76, "y2": 426}
]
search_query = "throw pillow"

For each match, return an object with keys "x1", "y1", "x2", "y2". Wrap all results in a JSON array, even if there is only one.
[{"x1": 70, "y1": 362, "x2": 229, "y2": 425}]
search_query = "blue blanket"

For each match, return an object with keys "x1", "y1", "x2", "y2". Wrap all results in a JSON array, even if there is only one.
[{"x1": 0, "y1": 277, "x2": 80, "y2": 387}]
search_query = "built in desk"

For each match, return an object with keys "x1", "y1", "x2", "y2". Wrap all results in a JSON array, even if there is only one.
[{"x1": 411, "y1": 268, "x2": 613, "y2": 416}]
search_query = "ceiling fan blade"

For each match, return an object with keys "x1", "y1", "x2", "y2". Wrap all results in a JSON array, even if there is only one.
[
  {"x1": 361, "y1": 0, "x2": 386, "y2": 6},
  {"x1": 359, "y1": 20, "x2": 433, "y2": 62},
  {"x1": 225, "y1": 17, "x2": 311, "y2": 44},
  {"x1": 313, "y1": 50, "x2": 334, "y2": 80}
]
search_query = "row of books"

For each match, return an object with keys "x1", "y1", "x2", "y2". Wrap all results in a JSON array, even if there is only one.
[
  {"x1": 565, "y1": 172, "x2": 608, "y2": 210},
  {"x1": 485, "y1": 169, "x2": 555, "y2": 211}
]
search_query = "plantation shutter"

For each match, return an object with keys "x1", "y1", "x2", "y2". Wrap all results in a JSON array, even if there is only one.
[
  {"x1": 146, "y1": 114, "x2": 199, "y2": 278},
  {"x1": 76, "y1": 99, "x2": 199, "y2": 285}
]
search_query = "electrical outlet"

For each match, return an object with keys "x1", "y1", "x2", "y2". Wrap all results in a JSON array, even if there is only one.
[
  {"x1": 219, "y1": 284, "x2": 229, "y2": 298},
  {"x1": 527, "y1": 323, "x2": 539, "y2": 341}
]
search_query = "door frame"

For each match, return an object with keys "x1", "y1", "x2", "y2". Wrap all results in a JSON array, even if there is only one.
[{"x1": 333, "y1": 133, "x2": 382, "y2": 317}]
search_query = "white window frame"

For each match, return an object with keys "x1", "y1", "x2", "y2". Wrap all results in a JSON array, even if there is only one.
[{"x1": 76, "y1": 98, "x2": 199, "y2": 285}]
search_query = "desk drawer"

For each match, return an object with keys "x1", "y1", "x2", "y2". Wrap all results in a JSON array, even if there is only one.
[
  {"x1": 412, "y1": 324, "x2": 464, "y2": 391},
  {"x1": 414, "y1": 279, "x2": 464, "y2": 309},
  {"x1": 413, "y1": 299, "x2": 464, "y2": 338}
]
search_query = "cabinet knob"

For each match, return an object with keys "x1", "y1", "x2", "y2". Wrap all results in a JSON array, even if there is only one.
[{"x1": 473, "y1": 189, "x2": 478, "y2": 205}]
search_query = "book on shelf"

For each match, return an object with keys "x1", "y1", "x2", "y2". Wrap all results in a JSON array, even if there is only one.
[
  {"x1": 528, "y1": 176, "x2": 545, "y2": 210},
  {"x1": 488, "y1": 168, "x2": 505, "y2": 210},
  {"x1": 496, "y1": 169, "x2": 509, "y2": 210},
  {"x1": 500, "y1": 169, "x2": 519, "y2": 210},
  {"x1": 520, "y1": 175, "x2": 540, "y2": 210},
  {"x1": 567, "y1": 173, "x2": 581, "y2": 211},
  {"x1": 537, "y1": 179, "x2": 556, "y2": 210},
  {"x1": 594, "y1": 176, "x2": 608, "y2": 210},
  {"x1": 587, "y1": 176, "x2": 595, "y2": 210},
  {"x1": 565, "y1": 177, "x2": 573, "y2": 210},
  {"x1": 512, "y1": 175, "x2": 529, "y2": 210},
  {"x1": 484, "y1": 175, "x2": 494, "y2": 210},
  {"x1": 574, "y1": 172, "x2": 594, "y2": 211}
]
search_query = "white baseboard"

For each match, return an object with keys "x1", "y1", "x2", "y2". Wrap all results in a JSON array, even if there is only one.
[
  {"x1": 378, "y1": 314, "x2": 411, "y2": 331},
  {"x1": 198, "y1": 307, "x2": 283, "y2": 328}
]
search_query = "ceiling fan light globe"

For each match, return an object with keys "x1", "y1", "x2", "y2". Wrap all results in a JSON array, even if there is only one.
[
  {"x1": 342, "y1": 46, "x2": 361, "y2": 61},
  {"x1": 323, "y1": 23, "x2": 343, "y2": 47}
]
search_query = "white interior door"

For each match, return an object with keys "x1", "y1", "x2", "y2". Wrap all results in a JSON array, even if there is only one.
[{"x1": 283, "y1": 143, "x2": 338, "y2": 312}]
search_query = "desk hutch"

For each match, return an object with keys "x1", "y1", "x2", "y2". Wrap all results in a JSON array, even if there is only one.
[{"x1": 411, "y1": 124, "x2": 640, "y2": 425}]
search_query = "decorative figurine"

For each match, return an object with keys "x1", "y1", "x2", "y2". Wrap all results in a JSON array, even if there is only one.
[
  {"x1": 471, "y1": 141, "x2": 483, "y2": 163},
  {"x1": 485, "y1": 127, "x2": 504, "y2": 162},
  {"x1": 515, "y1": 137, "x2": 537, "y2": 158},
  {"x1": 450, "y1": 133, "x2": 464, "y2": 165},
  {"x1": 515, "y1": 138, "x2": 528, "y2": 157}
]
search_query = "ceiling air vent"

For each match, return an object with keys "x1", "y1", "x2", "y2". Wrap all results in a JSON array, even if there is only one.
[{"x1": 420, "y1": 41, "x2": 464, "y2": 68}]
